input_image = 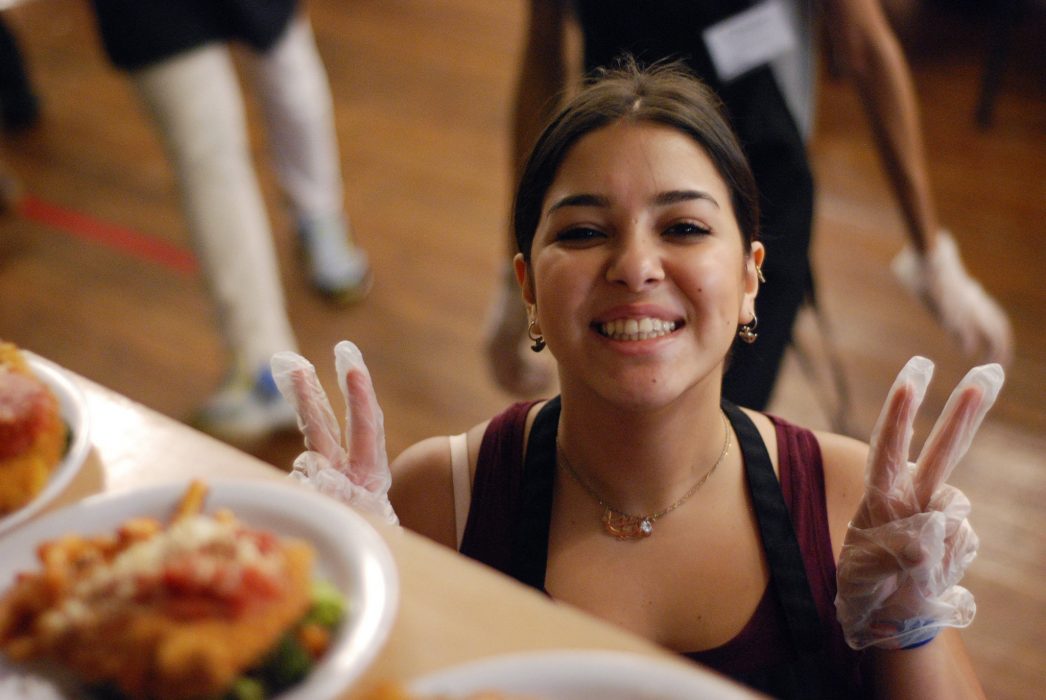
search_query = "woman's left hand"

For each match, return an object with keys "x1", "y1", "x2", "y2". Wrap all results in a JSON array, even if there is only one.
[{"x1": 835, "y1": 356, "x2": 1004, "y2": 650}]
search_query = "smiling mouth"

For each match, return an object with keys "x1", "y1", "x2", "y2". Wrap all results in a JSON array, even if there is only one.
[{"x1": 596, "y1": 317, "x2": 680, "y2": 341}]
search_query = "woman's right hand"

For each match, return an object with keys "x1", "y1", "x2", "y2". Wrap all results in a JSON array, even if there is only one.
[{"x1": 270, "y1": 341, "x2": 398, "y2": 524}]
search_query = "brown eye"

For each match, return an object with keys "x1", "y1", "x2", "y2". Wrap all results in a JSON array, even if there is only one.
[
  {"x1": 556, "y1": 227, "x2": 606, "y2": 245},
  {"x1": 663, "y1": 222, "x2": 711, "y2": 239}
]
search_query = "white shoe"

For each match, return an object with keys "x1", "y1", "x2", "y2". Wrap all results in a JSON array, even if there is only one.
[
  {"x1": 192, "y1": 366, "x2": 298, "y2": 443},
  {"x1": 298, "y1": 215, "x2": 372, "y2": 304}
]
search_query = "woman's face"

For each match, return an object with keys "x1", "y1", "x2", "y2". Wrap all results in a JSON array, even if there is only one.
[{"x1": 516, "y1": 120, "x2": 763, "y2": 409}]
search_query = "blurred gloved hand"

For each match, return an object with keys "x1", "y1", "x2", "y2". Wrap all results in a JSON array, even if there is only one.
[
  {"x1": 892, "y1": 230, "x2": 1013, "y2": 366},
  {"x1": 835, "y1": 356, "x2": 1004, "y2": 650},
  {"x1": 271, "y1": 341, "x2": 398, "y2": 525}
]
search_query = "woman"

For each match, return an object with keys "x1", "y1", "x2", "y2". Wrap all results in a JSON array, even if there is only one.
[{"x1": 272, "y1": 62, "x2": 999, "y2": 697}]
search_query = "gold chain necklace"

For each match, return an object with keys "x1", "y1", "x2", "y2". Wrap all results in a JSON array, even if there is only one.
[{"x1": 557, "y1": 412, "x2": 731, "y2": 540}]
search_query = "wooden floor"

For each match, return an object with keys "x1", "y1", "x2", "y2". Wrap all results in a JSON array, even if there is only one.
[{"x1": 1, "y1": 1, "x2": 1043, "y2": 697}]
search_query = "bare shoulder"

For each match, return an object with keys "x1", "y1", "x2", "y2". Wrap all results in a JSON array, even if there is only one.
[
  {"x1": 389, "y1": 421, "x2": 491, "y2": 549},
  {"x1": 742, "y1": 405, "x2": 868, "y2": 558},
  {"x1": 812, "y1": 428, "x2": 870, "y2": 558}
]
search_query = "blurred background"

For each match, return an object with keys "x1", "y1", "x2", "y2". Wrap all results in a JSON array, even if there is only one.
[{"x1": 0, "y1": 1, "x2": 1042, "y2": 698}]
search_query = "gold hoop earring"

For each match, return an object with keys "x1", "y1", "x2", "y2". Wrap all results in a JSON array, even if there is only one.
[
  {"x1": 528, "y1": 319, "x2": 546, "y2": 352},
  {"x1": 738, "y1": 314, "x2": 758, "y2": 344}
]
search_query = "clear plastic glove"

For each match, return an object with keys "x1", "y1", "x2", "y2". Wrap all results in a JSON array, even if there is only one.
[
  {"x1": 835, "y1": 356, "x2": 1004, "y2": 650},
  {"x1": 892, "y1": 230, "x2": 1013, "y2": 366},
  {"x1": 270, "y1": 341, "x2": 398, "y2": 525}
]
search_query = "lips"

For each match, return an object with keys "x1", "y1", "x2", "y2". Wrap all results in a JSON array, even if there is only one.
[{"x1": 597, "y1": 317, "x2": 679, "y2": 341}]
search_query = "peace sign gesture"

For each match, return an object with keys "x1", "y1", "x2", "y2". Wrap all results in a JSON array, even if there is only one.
[
  {"x1": 270, "y1": 341, "x2": 398, "y2": 524},
  {"x1": 835, "y1": 356, "x2": 1004, "y2": 650}
]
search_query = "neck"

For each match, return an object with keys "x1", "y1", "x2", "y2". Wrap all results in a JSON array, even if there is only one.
[{"x1": 555, "y1": 383, "x2": 728, "y2": 516}]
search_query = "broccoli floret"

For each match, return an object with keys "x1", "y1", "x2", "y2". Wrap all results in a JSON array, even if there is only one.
[
  {"x1": 259, "y1": 634, "x2": 313, "y2": 690},
  {"x1": 304, "y1": 579, "x2": 345, "y2": 628},
  {"x1": 223, "y1": 677, "x2": 267, "y2": 700},
  {"x1": 225, "y1": 581, "x2": 346, "y2": 698}
]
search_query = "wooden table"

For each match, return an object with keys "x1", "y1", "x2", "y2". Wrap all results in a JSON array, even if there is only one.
[{"x1": 16, "y1": 362, "x2": 756, "y2": 698}]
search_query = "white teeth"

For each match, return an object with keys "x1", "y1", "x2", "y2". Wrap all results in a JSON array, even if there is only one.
[{"x1": 599, "y1": 317, "x2": 677, "y2": 340}]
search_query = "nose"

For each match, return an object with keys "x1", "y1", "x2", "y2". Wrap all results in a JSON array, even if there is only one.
[{"x1": 605, "y1": 229, "x2": 665, "y2": 291}]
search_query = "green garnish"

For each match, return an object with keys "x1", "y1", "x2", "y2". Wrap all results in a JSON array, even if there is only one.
[
  {"x1": 224, "y1": 677, "x2": 266, "y2": 700},
  {"x1": 258, "y1": 634, "x2": 313, "y2": 689},
  {"x1": 221, "y1": 580, "x2": 346, "y2": 699},
  {"x1": 303, "y1": 579, "x2": 345, "y2": 628}
]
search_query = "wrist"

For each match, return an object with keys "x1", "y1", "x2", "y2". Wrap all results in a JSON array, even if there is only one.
[{"x1": 901, "y1": 632, "x2": 938, "y2": 650}]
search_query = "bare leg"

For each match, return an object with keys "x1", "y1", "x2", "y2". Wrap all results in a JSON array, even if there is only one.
[
  {"x1": 248, "y1": 12, "x2": 371, "y2": 304},
  {"x1": 132, "y1": 44, "x2": 298, "y2": 441}
]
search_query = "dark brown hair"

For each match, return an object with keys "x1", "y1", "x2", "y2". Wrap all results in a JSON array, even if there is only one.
[{"x1": 513, "y1": 58, "x2": 760, "y2": 260}]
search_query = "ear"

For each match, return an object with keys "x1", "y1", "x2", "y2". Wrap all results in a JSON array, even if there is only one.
[
  {"x1": 514, "y1": 253, "x2": 535, "y2": 305},
  {"x1": 741, "y1": 242, "x2": 765, "y2": 322}
]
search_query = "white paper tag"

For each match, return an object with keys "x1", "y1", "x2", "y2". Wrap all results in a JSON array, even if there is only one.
[{"x1": 702, "y1": 0, "x2": 798, "y2": 83}]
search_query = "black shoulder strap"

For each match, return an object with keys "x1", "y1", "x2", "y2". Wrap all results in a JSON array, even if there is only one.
[
  {"x1": 510, "y1": 396, "x2": 561, "y2": 590},
  {"x1": 721, "y1": 399, "x2": 823, "y2": 654}
]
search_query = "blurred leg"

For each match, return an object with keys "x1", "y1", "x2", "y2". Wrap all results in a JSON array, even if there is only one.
[
  {"x1": 0, "y1": 14, "x2": 40, "y2": 132},
  {"x1": 132, "y1": 44, "x2": 298, "y2": 440},
  {"x1": 0, "y1": 153, "x2": 21, "y2": 215},
  {"x1": 248, "y1": 13, "x2": 370, "y2": 303}
]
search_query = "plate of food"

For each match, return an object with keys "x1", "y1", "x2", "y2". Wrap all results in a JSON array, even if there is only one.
[
  {"x1": 0, "y1": 344, "x2": 92, "y2": 536},
  {"x1": 0, "y1": 479, "x2": 399, "y2": 700},
  {"x1": 399, "y1": 649, "x2": 759, "y2": 699}
]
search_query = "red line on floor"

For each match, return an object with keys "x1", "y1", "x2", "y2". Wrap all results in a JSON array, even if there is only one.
[{"x1": 18, "y1": 194, "x2": 198, "y2": 275}]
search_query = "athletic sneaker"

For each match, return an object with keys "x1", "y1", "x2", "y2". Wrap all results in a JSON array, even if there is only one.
[
  {"x1": 298, "y1": 214, "x2": 372, "y2": 304},
  {"x1": 192, "y1": 366, "x2": 298, "y2": 443}
]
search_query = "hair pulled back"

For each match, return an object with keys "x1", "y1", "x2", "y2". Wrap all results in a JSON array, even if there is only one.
[{"x1": 513, "y1": 58, "x2": 760, "y2": 260}]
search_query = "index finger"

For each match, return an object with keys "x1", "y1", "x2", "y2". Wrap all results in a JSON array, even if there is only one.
[
  {"x1": 271, "y1": 350, "x2": 343, "y2": 458},
  {"x1": 865, "y1": 357, "x2": 934, "y2": 501}
]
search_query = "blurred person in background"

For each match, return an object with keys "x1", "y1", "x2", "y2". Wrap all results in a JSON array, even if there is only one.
[
  {"x1": 0, "y1": 11, "x2": 40, "y2": 215},
  {"x1": 485, "y1": 0, "x2": 1012, "y2": 410},
  {"x1": 87, "y1": 0, "x2": 371, "y2": 443},
  {"x1": 0, "y1": 157, "x2": 19, "y2": 215},
  {"x1": 0, "y1": 11, "x2": 40, "y2": 134}
]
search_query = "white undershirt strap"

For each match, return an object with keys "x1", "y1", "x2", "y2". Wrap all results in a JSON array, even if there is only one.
[{"x1": 449, "y1": 433, "x2": 471, "y2": 549}]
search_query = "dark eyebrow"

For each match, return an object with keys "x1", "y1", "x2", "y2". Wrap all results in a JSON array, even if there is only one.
[
  {"x1": 546, "y1": 189, "x2": 719, "y2": 217},
  {"x1": 546, "y1": 193, "x2": 610, "y2": 216},
  {"x1": 655, "y1": 189, "x2": 720, "y2": 209}
]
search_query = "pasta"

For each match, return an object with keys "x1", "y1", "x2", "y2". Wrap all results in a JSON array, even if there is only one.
[
  {"x1": 0, "y1": 481, "x2": 342, "y2": 700},
  {"x1": 0, "y1": 341, "x2": 67, "y2": 515}
]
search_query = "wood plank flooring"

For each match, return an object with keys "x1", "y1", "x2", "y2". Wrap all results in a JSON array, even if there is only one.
[{"x1": 1, "y1": 1, "x2": 1042, "y2": 697}]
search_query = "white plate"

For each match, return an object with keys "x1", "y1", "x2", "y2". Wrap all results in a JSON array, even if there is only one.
[
  {"x1": 409, "y1": 650, "x2": 759, "y2": 699},
  {"x1": 0, "y1": 352, "x2": 92, "y2": 536},
  {"x1": 0, "y1": 479, "x2": 399, "y2": 700}
]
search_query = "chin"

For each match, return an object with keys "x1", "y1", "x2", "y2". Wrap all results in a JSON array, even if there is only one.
[{"x1": 591, "y1": 374, "x2": 696, "y2": 413}]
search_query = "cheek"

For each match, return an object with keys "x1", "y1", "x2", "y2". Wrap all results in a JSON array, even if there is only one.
[
  {"x1": 678, "y1": 257, "x2": 741, "y2": 302},
  {"x1": 532, "y1": 252, "x2": 587, "y2": 304}
]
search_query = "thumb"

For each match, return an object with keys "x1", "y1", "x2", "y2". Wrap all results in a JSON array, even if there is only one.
[{"x1": 860, "y1": 356, "x2": 933, "y2": 525}]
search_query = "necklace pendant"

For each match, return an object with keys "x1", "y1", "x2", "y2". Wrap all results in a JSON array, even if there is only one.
[{"x1": 602, "y1": 508, "x2": 653, "y2": 540}]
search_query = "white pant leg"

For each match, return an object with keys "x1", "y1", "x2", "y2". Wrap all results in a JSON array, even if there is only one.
[
  {"x1": 247, "y1": 13, "x2": 345, "y2": 222},
  {"x1": 132, "y1": 44, "x2": 298, "y2": 372}
]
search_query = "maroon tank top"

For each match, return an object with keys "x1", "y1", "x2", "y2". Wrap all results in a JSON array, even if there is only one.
[{"x1": 459, "y1": 400, "x2": 867, "y2": 696}]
